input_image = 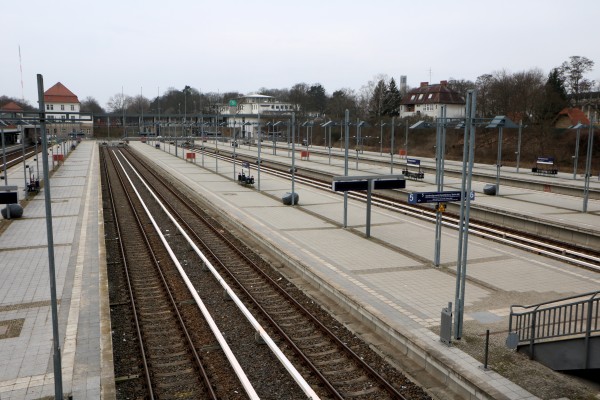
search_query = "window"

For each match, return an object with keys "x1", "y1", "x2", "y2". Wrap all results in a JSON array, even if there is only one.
[
  {"x1": 428, "y1": 94, "x2": 433, "y2": 99},
  {"x1": 46, "y1": 104, "x2": 54, "y2": 111},
  {"x1": 70, "y1": 105, "x2": 75, "y2": 111},
  {"x1": 411, "y1": 95, "x2": 416, "y2": 100},
  {"x1": 61, "y1": 105, "x2": 65, "y2": 111},
  {"x1": 418, "y1": 94, "x2": 424, "y2": 100}
]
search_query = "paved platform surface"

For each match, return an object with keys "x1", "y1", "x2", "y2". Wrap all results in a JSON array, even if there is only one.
[
  {"x1": 0, "y1": 141, "x2": 113, "y2": 399},
  {"x1": 136, "y1": 140, "x2": 600, "y2": 399},
  {"x1": 1, "y1": 138, "x2": 597, "y2": 399}
]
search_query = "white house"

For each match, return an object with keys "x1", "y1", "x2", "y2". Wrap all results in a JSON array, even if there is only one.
[
  {"x1": 220, "y1": 94, "x2": 298, "y2": 139},
  {"x1": 399, "y1": 81, "x2": 465, "y2": 119},
  {"x1": 44, "y1": 82, "x2": 93, "y2": 136}
]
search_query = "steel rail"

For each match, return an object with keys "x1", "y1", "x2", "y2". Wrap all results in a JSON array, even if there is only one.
[
  {"x1": 106, "y1": 148, "x2": 218, "y2": 399},
  {"x1": 125, "y1": 147, "x2": 408, "y2": 399}
]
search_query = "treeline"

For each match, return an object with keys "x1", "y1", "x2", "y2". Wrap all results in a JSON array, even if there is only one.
[{"x1": 2, "y1": 56, "x2": 595, "y2": 128}]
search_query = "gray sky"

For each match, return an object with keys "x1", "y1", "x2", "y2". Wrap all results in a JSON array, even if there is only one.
[{"x1": 3, "y1": 0, "x2": 599, "y2": 109}]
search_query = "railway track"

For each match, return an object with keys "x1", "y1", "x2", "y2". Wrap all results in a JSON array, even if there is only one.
[
  {"x1": 188, "y1": 145, "x2": 600, "y2": 272},
  {"x1": 0, "y1": 145, "x2": 37, "y2": 173},
  {"x1": 119, "y1": 146, "x2": 429, "y2": 399},
  {"x1": 102, "y1": 147, "x2": 223, "y2": 398}
]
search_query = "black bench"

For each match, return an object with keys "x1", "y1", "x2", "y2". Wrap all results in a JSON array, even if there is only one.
[
  {"x1": 27, "y1": 180, "x2": 40, "y2": 193},
  {"x1": 237, "y1": 171, "x2": 254, "y2": 186},
  {"x1": 532, "y1": 157, "x2": 558, "y2": 176},
  {"x1": 402, "y1": 158, "x2": 425, "y2": 180}
]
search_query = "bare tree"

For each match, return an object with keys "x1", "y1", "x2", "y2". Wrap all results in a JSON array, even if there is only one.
[
  {"x1": 560, "y1": 56, "x2": 595, "y2": 106},
  {"x1": 106, "y1": 92, "x2": 132, "y2": 114}
]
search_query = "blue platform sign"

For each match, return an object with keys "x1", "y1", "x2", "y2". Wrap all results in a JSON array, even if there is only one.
[
  {"x1": 407, "y1": 158, "x2": 420, "y2": 166},
  {"x1": 408, "y1": 190, "x2": 475, "y2": 204}
]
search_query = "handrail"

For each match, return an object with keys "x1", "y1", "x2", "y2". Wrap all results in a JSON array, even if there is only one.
[{"x1": 508, "y1": 291, "x2": 600, "y2": 363}]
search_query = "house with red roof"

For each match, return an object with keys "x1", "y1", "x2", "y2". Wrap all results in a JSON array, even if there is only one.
[
  {"x1": 399, "y1": 81, "x2": 465, "y2": 119},
  {"x1": 553, "y1": 107, "x2": 590, "y2": 129},
  {"x1": 0, "y1": 101, "x2": 30, "y2": 146},
  {"x1": 43, "y1": 82, "x2": 92, "y2": 136}
]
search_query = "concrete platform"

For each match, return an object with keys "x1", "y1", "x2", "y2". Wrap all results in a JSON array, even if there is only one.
[
  {"x1": 0, "y1": 141, "x2": 114, "y2": 399},
  {"x1": 1, "y1": 138, "x2": 597, "y2": 399},
  {"x1": 135, "y1": 140, "x2": 600, "y2": 399}
]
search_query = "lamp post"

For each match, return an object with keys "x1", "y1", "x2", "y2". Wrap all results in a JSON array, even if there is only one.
[
  {"x1": 355, "y1": 121, "x2": 366, "y2": 169},
  {"x1": 571, "y1": 122, "x2": 584, "y2": 180},
  {"x1": 273, "y1": 121, "x2": 283, "y2": 155},
  {"x1": 291, "y1": 114, "x2": 297, "y2": 205},
  {"x1": 321, "y1": 121, "x2": 336, "y2": 165},
  {"x1": 257, "y1": 114, "x2": 261, "y2": 191},
  {"x1": 485, "y1": 116, "x2": 518, "y2": 196},
  {"x1": 379, "y1": 121, "x2": 387, "y2": 156},
  {"x1": 515, "y1": 120, "x2": 523, "y2": 173},
  {"x1": 343, "y1": 110, "x2": 350, "y2": 227},
  {"x1": 582, "y1": 118, "x2": 595, "y2": 213}
]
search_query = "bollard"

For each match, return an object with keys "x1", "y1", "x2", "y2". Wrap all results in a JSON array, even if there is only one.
[{"x1": 483, "y1": 329, "x2": 490, "y2": 370}]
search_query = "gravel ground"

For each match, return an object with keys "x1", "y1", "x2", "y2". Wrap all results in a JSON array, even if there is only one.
[{"x1": 432, "y1": 320, "x2": 600, "y2": 400}]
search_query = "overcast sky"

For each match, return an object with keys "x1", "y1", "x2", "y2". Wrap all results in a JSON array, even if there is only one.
[{"x1": 3, "y1": 0, "x2": 599, "y2": 109}]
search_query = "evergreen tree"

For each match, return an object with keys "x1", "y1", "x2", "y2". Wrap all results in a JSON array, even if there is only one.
[
  {"x1": 538, "y1": 68, "x2": 568, "y2": 121},
  {"x1": 368, "y1": 79, "x2": 387, "y2": 119},
  {"x1": 383, "y1": 78, "x2": 401, "y2": 116}
]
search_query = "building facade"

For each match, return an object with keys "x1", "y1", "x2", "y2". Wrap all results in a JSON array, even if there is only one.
[
  {"x1": 220, "y1": 94, "x2": 298, "y2": 139},
  {"x1": 399, "y1": 81, "x2": 465, "y2": 119},
  {"x1": 44, "y1": 82, "x2": 93, "y2": 136}
]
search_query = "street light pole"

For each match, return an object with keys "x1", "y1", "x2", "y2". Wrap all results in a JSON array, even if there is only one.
[
  {"x1": 516, "y1": 120, "x2": 523, "y2": 173},
  {"x1": 573, "y1": 122, "x2": 582, "y2": 180},
  {"x1": 390, "y1": 119, "x2": 395, "y2": 174},
  {"x1": 583, "y1": 118, "x2": 594, "y2": 213},
  {"x1": 37, "y1": 73, "x2": 64, "y2": 400},
  {"x1": 454, "y1": 89, "x2": 477, "y2": 341},
  {"x1": 343, "y1": 110, "x2": 349, "y2": 228},
  {"x1": 257, "y1": 113, "x2": 261, "y2": 191}
]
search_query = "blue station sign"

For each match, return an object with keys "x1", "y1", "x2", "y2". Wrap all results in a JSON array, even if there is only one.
[{"x1": 408, "y1": 190, "x2": 475, "y2": 204}]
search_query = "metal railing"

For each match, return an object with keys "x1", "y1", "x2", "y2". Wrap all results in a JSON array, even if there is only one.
[{"x1": 508, "y1": 291, "x2": 600, "y2": 363}]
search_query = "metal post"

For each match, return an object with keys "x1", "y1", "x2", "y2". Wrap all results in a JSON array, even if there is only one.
[
  {"x1": 434, "y1": 106, "x2": 446, "y2": 267},
  {"x1": 366, "y1": 179, "x2": 373, "y2": 238},
  {"x1": 390, "y1": 118, "x2": 395, "y2": 173},
  {"x1": 404, "y1": 122, "x2": 409, "y2": 158},
  {"x1": 483, "y1": 330, "x2": 490, "y2": 370},
  {"x1": 495, "y1": 126, "x2": 503, "y2": 196},
  {"x1": 343, "y1": 110, "x2": 349, "y2": 228},
  {"x1": 1, "y1": 128, "x2": 10, "y2": 220},
  {"x1": 516, "y1": 120, "x2": 523, "y2": 173},
  {"x1": 37, "y1": 74, "x2": 64, "y2": 400},
  {"x1": 257, "y1": 114, "x2": 261, "y2": 191},
  {"x1": 22, "y1": 126, "x2": 28, "y2": 189},
  {"x1": 583, "y1": 119, "x2": 594, "y2": 213},
  {"x1": 380, "y1": 121, "x2": 384, "y2": 156},
  {"x1": 573, "y1": 124, "x2": 581, "y2": 180},
  {"x1": 328, "y1": 125, "x2": 332, "y2": 165},
  {"x1": 291, "y1": 114, "x2": 296, "y2": 205},
  {"x1": 454, "y1": 89, "x2": 477, "y2": 340},
  {"x1": 233, "y1": 121, "x2": 237, "y2": 180}
]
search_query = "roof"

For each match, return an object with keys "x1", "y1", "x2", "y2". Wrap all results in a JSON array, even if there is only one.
[
  {"x1": 44, "y1": 82, "x2": 79, "y2": 104},
  {"x1": 555, "y1": 107, "x2": 590, "y2": 126},
  {"x1": 401, "y1": 81, "x2": 464, "y2": 105},
  {"x1": 0, "y1": 101, "x2": 23, "y2": 112}
]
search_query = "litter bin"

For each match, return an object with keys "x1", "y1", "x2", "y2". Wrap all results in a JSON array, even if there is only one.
[
  {"x1": 282, "y1": 192, "x2": 299, "y2": 205},
  {"x1": 483, "y1": 184, "x2": 497, "y2": 195}
]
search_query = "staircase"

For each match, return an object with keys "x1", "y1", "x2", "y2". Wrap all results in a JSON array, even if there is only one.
[{"x1": 507, "y1": 291, "x2": 600, "y2": 371}]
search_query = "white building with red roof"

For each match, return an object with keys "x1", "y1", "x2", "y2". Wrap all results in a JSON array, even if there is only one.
[{"x1": 43, "y1": 82, "x2": 92, "y2": 136}]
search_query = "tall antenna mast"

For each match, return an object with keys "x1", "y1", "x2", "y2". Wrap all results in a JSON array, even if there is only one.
[{"x1": 19, "y1": 45, "x2": 25, "y2": 101}]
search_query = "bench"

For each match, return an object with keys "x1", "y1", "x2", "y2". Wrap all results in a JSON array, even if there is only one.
[
  {"x1": 237, "y1": 171, "x2": 254, "y2": 186},
  {"x1": 27, "y1": 180, "x2": 40, "y2": 193},
  {"x1": 402, "y1": 158, "x2": 425, "y2": 180},
  {"x1": 532, "y1": 157, "x2": 558, "y2": 176}
]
